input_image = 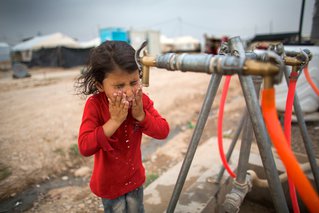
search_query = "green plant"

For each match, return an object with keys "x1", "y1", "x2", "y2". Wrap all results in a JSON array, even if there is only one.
[
  {"x1": 69, "y1": 143, "x2": 80, "y2": 157},
  {"x1": 0, "y1": 163, "x2": 12, "y2": 181},
  {"x1": 53, "y1": 148, "x2": 65, "y2": 156},
  {"x1": 145, "y1": 172, "x2": 159, "y2": 187}
]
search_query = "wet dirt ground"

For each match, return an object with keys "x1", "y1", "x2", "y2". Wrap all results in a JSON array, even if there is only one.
[{"x1": 0, "y1": 67, "x2": 318, "y2": 212}]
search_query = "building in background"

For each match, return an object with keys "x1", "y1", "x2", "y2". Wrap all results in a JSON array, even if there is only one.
[
  {"x1": 129, "y1": 30, "x2": 161, "y2": 56},
  {"x1": 99, "y1": 27, "x2": 129, "y2": 43}
]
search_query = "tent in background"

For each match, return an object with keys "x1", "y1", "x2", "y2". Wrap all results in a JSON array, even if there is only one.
[
  {"x1": 160, "y1": 35, "x2": 201, "y2": 53},
  {"x1": 12, "y1": 33, "x2": 96, "y2": 68}
]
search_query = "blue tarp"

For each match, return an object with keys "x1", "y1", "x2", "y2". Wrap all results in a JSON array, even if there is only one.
[{"x1": 99, "y1": 28, "x2": 128, "y2": 42}]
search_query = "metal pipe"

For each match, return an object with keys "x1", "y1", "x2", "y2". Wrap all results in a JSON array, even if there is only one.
[
  {"x1": 156, "y1": 53, "x2": 213, "y2": 73},
  {"x1": 229, "y1": 38, "x2": 262, "y2": 184},
  {"x1": 299, "y1": 0, "x2": 306, "y2": 43},
  {"x1": 142, "y1": 65, "x2": 150, "y2": 87},
  {"x1": 239, "y1": 74, "x2": 289, "y2": 212},
  {"x1": 236, "y1": 116, "x2": 253, "y2": 184},
  {"x1": 223, "y1": 37, "x2": 265, "y2": 213},
  {"x1": 141, "y1": 53, "x2": 280, "y2": 76},
  {"x1": 223, "y1": 175, "x2": 252, "y2": 213},
  {"x1": 235, "y1": 75, "x2": 262, "y2": 183},
  {"x1": 228, "y1": 36, "x2": 288, "y2": 212},
  {"x1": 166, "y1": 73, "x2": 222, "y2": 213},
  {"x1": 229, "y1": 37, "x2": 256, "y2": 185},
  {"x1": 283, "y1": 67, "x2": 319, "y2": 191}
]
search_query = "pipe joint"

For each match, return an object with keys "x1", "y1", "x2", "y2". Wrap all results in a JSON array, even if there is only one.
[
  {"x1": 223, "y1": 175, "x2": 252, "y2": 213},
  {"x1": 211, "y1": 55, "x2": 245, "y2": 75}
]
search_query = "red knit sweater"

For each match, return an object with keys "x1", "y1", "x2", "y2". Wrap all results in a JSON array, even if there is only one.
[{"x1": 78, "y1": 92, "x2": 169, "y2": 199}]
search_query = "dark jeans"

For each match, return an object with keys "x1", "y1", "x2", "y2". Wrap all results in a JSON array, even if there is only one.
[{"x1": 101, "y1": 186, "x2": 144, "y2": 213}]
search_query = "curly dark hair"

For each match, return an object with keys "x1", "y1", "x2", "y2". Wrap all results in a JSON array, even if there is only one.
[{"x1": 75, "y1": 40, "x2": 139, "y2": 96}]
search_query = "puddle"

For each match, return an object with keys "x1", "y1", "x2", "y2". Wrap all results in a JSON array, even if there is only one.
[
  {"x1": 142, "y1": 126, "x2": 182, "y2": 161},
  {"x1": 0, "y1": 175, "x2": 88, "y2": 213}
]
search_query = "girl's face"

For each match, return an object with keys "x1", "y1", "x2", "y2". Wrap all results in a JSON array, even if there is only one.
[{"x1": 97, "y1": 68, "x2": 141, "y2": 104}]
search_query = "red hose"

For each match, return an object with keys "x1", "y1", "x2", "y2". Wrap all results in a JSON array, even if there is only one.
[
  {"x1": 262, "y1": 88, "x2": 319, "y2": 213},
  {"x1": 304, "y1": 66, "x2": 319, "y2": 96},
  {"x1": 284, "y1": 71, "x2": 300, "y2": 213},
  {"x1": 217, "y1": 75, "x2": 236, "y2": 178}
]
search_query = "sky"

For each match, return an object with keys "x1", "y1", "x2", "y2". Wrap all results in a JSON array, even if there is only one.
[{"x1": 0, "y1": 0, "x2": 316, "y2": 45}]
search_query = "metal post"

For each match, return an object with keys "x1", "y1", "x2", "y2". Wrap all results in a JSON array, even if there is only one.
[
  {"x1": 239, "y1": 75, "x2": 289, "y2": 212},
  {"x1": 299, "y1": 0, "x2": 306, "y2": 43},
  {"x1": 283, "y1": 67, "x2": 319, "y2": 191},
  {"x1": 235, "y1": 76, "x2": 262, "y2": 184},
  {"x1": 166, "y1": 73, "x2": 222, "y2": 213},
  {"x1": 228, "y1": 36, "x2": 288, "y2": 212},
  {"x1": 235, "y1": 115, "x2": 253, "y2": 183}
]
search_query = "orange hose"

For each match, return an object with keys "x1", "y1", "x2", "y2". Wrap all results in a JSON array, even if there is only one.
[
  {"x1": 304, "y1": 66, "x2": 319, "y2": 96},
  {"x1": 261, "y1": 88, "x2": 319, "y2": 213},
  {"x1": 217, "y1": 75, "x2": 236, "y2": 178}
]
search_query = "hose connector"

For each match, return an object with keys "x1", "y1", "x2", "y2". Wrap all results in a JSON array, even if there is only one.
[{"x1": 223, "y1": 175, "x2": 253, "y2": 213}]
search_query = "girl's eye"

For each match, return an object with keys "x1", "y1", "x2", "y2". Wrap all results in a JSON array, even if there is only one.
[{"x1": 130, "y1": 81, "x2": 138, "y2": 86}]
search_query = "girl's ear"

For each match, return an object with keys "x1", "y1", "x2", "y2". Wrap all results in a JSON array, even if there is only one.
[{"x1": 96, "y1": 82, "x2": 104, "y2": 92}]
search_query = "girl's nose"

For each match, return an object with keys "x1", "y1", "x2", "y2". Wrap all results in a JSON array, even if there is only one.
[{"x1": 125, "y1": 88, "x2": 134, "y2": 99}]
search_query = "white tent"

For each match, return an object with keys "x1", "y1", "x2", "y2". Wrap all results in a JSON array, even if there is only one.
[
  {"x1": 11, "y1": 33, "x2": 95, "y2": 67},
  {"x1": 174, "y1": 36, "x2": 200, "y2": 52},
  {"x1": 78, "y1": 37, "x2": 101, "y2": 48},
  {"x1": 12, "y1": 32, "x2": 80, "y2": 52},
  {"x1": 160, "y1": 35, "x2": 200, "y2": 53}
]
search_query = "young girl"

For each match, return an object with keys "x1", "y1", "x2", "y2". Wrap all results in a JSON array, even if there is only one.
[{"x1": 76, "y1": 41, "x2": 170, "y2": 213}]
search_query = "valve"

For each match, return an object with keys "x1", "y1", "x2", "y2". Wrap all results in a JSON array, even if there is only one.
[{"x1": 135, "y1": 41, "x2": 155, "y2": 87}]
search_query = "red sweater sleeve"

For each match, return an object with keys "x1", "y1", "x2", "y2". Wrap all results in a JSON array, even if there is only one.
[
  {"x1": 139, "y1": 94, "x2": 170, "y2": 139},
  {"x1": 78, "y1": 96, "x2": 117, "y2": 157}
]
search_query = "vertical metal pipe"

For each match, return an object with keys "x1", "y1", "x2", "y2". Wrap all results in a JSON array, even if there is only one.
[
  {"x1": 239, "y1": 75, "x2": 289, "y2": 212},
  {"x1": 299, "y1": 0, "x2": 306, "y2": 43},
  {"x1": 228, "y1": 37, "x2": 254, "y2": 183},
  {"x1": 283, "y1": 67, "x2": 319, "y2": 191},
  {"x1": 229, "y1": 36, "x2": 288, "y2": 212},
  {"x1": 236, "y1": 76, "x2": 262, "y2": 184},
  {"x1": 166, "y1": 73, "x2": 222, "y2": 213},
  {"x1": 229, "y1": 37, "x2": 258, "y2": 184},
  {"x1": 235, "y1": 115, "x2": 253, "y2": 183}
]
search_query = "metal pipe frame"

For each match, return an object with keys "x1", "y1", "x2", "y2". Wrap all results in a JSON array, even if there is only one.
[
  {"x1": 238, "y1": 74, "x2": 289, "y2": 212},
  {"x1": 166, "y1": 73, "x2": 222, "y2": 213},
  {"x1": 228, "y1": 36, "x2": 289, "y2": 212},
  {"x1": 138, "y1": 39, "x2": 313, "y2": 212},
  {"x1": 252, "y1": 42, "x2": 319, "y2": 191},
  {"x1": 142, "y1": 53, "x2": 280, "y2": 77},
  {"x1": 230, "y1": 38, "x2": 258, "y2": 185}
]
